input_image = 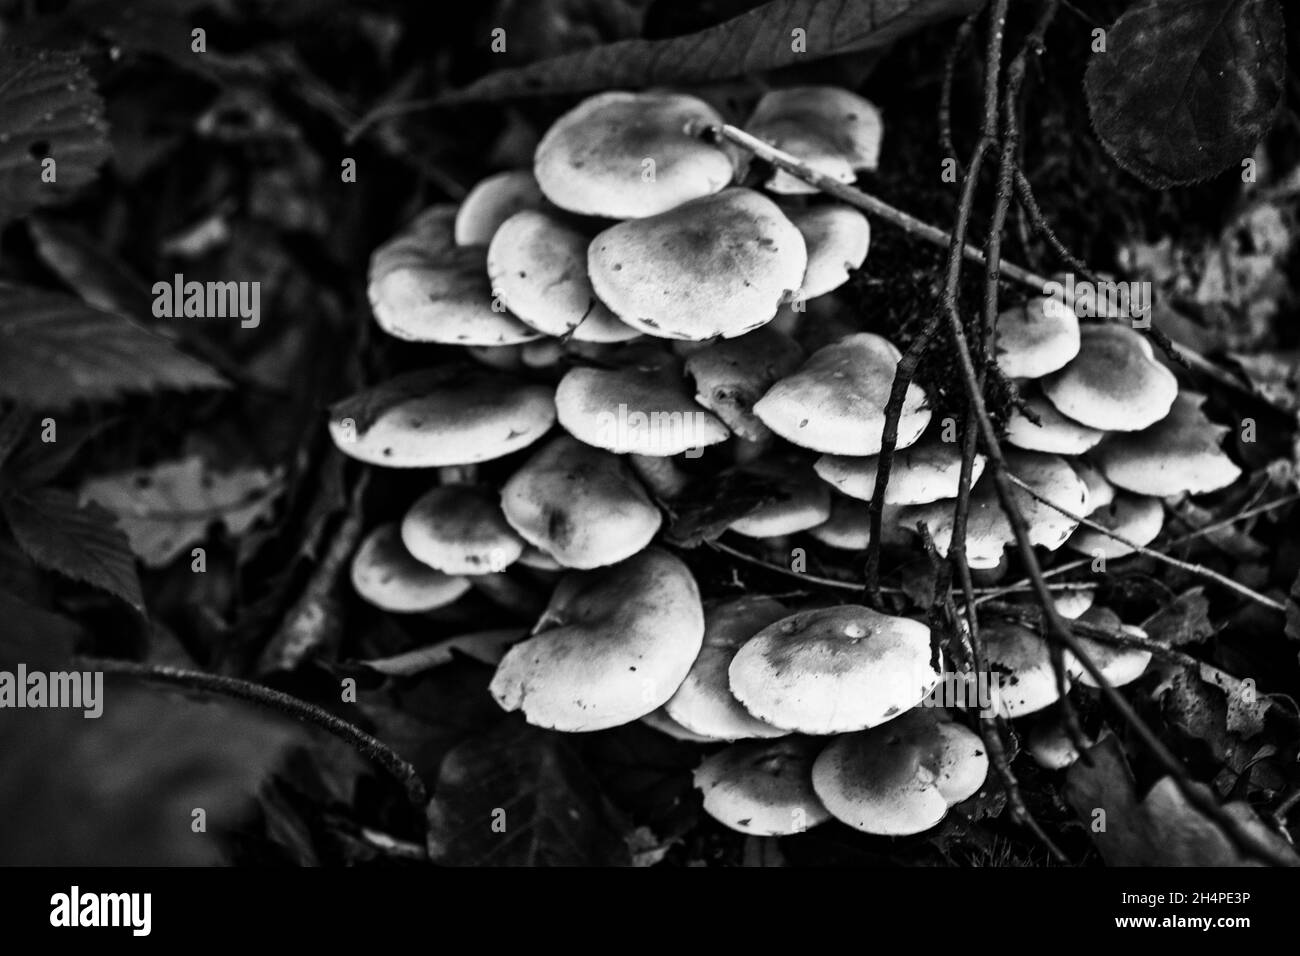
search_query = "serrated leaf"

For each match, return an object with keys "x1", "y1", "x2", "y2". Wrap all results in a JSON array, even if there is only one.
[
  {"x1": 0, "y1": 286, "x2": 226, "y2": 408},
  {"x1": 0, "y1": 49, "x2": 112, "y2": 223},
  {"x1": 81, "y1": 456, "x2": 283, "y2": 568},
  {"x1": 1085, "y1": 0, "x2": 1286, "y2": 189},
  {"x1": 443, "y1": 0, "x2": 981, "y2": 102},
  {"x1": 2, "y1": 488, "x2": 144, "y2": 611}
]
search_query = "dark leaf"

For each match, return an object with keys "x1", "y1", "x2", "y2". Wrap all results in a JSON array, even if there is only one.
[
  {"x1": 329, "y1": 366, "x2": 476, "y2": 434},
  {"x1": 0, "y1": 586, "x2": 84, "y2": 668},
  {"x1": 1085, "y1": 0, "x2": 1286, "y2": 188},
  {"x1": 664, "y1": 468, "x2": 791, "y2": 546},
  {"x1": 2, "y1": 488, "x2": 144, "y2": 611},
  {"x1": 0, "y1": 49, "x2": 112, "y2": 223},
  {"x1": 1142, "y1": 588, "x2": 1214, "y2": 646},
  {"x1": 427, "y1": 718, "x2": 633, "y2": 866},
  {"x1": 0, "y1": 287, "x2": 226, "y2": 408},
  {"x1": 443, "y1": 0, "x2": 982, "y2": 102},
  {"x1": 28, "y1": 216, "x2": 156, "y2": 317}
]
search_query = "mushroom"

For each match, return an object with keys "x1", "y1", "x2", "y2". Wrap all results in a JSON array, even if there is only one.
[
  {"x1": 1094, "y1": 392, "x2": 1242, "y2": 496},
  {"x1": 747, "y1": 86, "x2": 883, "y2": 194},
  {"x1": 499, "y1": 435, "x2": 663, "y2": 569},
  {"x1": 1070, "y1": 606, "x2": 1152, "y2": 688},
  {"x1": 808, "y1": 496, "x2": 908, "y2": 549},
  {"x1": 1052, "y1": 588, "x2": 1097, "y2": 619},
  {"x1": 1042, "y1": 325, "x2": 1178, "y2": 431},
  {"x1": 1071, "y1": 460, "x2": 1116, "y2": 512},
  {"x1": 328, "y1": 367, "x2": 556, "y2": 468},
  {"x1": 665, "y1": 596, "x2": 791, "y2": 740},
  {"x1": 1005, "y1": 389, "x2": 1106, "y2": 455},
  {"x1": 1067, "y1": 493, "x2": 1163, "y2": 559},
  {"x1": 753, "y1": 333, "x2": 931, "y2": 455},
  {"x1": 489, "y1": 548, "x2": 705, "y2": 731},
  {"x1": 367, "y1": 206, "x2": 542, "y2": 345},
  {"x1": 694, "y1": 737, "x2": 831, "y2": 835},
  {"x1": 453, "y1": 170, "x2": 547, "y2": 246},
  {"x1": 350, "y1": 524, "x2": 471, "y2": 612},
  {"x1": 980, "y1": 621, "x2": 1081, "y2": 718},
  {"x1": 400, "y1": 484, "x2": 526, "y2": 575},
  {"x1": 785, "y1": 204, "x2": 871, "y2": 299},
  {"x1": 814, "y1": 437, "x2": 984, "y2": 504},
  {"x1": 1026, "y1": 719, "x2": 1088, "y2": 770},
  {"x1": 728, "y1": 605, "x2": 939, "y2": 734},
  {"x1": 728, "y1": 458, "x2": 832, "y2": 538},
  {"x1": 642, "y1": 707, "x2": 722, "y2": 743},
  {"x1": 533, "y1": 91, "x2": 734, "y2": 218},
  {"x1": 487, "y1": 210, "x2": 640, "y2": 342},
  {"x1": 684, "y1": 327, "x2": 805, "y2": 442},
  {"x1": 588, "y1": 188, "x2": 808, "y2": 340},
  {"x1": 554, "y1": 360, "x2": 729, "y2": 456},
  {"x1": 994, "y1": 296, "x2": 1080, "y2": 379},
  {"x1": 811, "y1": 709, "x2": 988, "y2": 836}
]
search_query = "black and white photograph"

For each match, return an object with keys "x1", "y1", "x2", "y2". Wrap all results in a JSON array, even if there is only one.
[{"x1": 0, "y1": 0, "x2": 1297, "y2": 930}]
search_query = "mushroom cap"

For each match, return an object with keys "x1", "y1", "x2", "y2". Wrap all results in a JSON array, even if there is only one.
[
  {"x1": 641, "y1": 707, "x2": 722, "y2": 743},
  {"x1": 368, "y1": 206, "x2": 542, "y2": 345},
  {"x1": 489, "y1": 548, "x2": 705, "y2": 732},
  {"x1": 728, "y1": 458, "x2": 832, "y2": 538},
  {"x1": 588, "y1": 188, "x2": 808, "y2": 340},
  {"x1": 786, "y1": 204, "x2": 871, "y2": 298},
  {"x1": 994, "y1": 296, "x2": 1080, "y2": 379},
  {"x1": 533, "y1": 91, "x2": 734, "y2": 218},
  {"x1": 811, "y1": 709, "x2": 988, "y2": 836},
  {"x1": 487, "y1": 210, "x2": 640, "y2": 342},
  {"x1": 401, "y1": 484, "x2": 526, "y2": 575},
  {"x1": 1067, "y1": 493, "x2": 1163, "y2": 559},
  {"x1": 815, "y1": 438, "x2": 985, "y2": 505},
  {"x1": 665, "y1": 596, "x2": 791, "y2": 740},
  {"x1": 350, "y1": 524, "x2": 471, "y2": 612},
  {"x1": 1006, "y1": 390, "x2": 1106, "y2": 455},
  {"x1": 454, "y1": 170, "x2": 547, "y2": 246},
  {"x1": 1042, "y1": 325, "x2": 1178, "y2": 431},
  {"x1": 1052, "y1": 588, "x2": 1097, "y2": 620},
  {"x1": 753, "y1": 333, "x2": 931, "y2": 455},
  {"x1": 981, "y1": 621, "x2": 1079, "y2": 718},
  {"x1": 1071, "y1": 607, "x2": 1152, "y2": 688},
  {"x1": 1026, "y1": 720, "x2": 1085, "y2": 770},
  {"x1": 517, "y1": 544, "x2": 565, "y2": 572},
  {"x1": 808, "y1": 497, "x2": 909, "y2": 550},
  {"x1": 1072, "y1": 460, "x2": 1116, "y2": 513},
  {"x1": 729, "y1": 605, "x2": 939, "y2": 734},
  {"x1": 554, "y1": 363, "x2": 729, "y2": 456},
  {"x1": 499, "y1": 435, "x2": 662, "y2": 569},
  {"x1": 329, "y1": 367, "x2": 556, "y2": 468},
  {"x1": 684, "y1": 327, "x2": 805, "y2": 442},
  {"x1": 694, "y1": 737, "x2": 831, "y2": 835},
  {"x1": 1094, "y1": 392, "x2": 1242, "y2": 496},
  {"x1": 749, "y1": 86, "x2": 883, "y2": 194}
]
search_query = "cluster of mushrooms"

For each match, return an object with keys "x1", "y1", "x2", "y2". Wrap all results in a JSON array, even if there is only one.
[{"x1": 330, "y1": 86, "x2": 1243, "y2": 838}]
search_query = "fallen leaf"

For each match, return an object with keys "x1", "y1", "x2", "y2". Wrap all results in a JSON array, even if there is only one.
[{"x1": 1142, "y1": 588, "x2": 1214, "y2": 647}]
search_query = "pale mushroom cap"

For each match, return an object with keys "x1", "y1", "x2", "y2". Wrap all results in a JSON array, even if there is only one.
[
  {"x1": 1042, "y1": 325, "x2": 1178, "y2": 431},
  {"x1": 1067, "y1": 493, "x2": 1163, "y2": 559},
  {"x1": 1026, "y1": 720, "x2": 1084, "y2": 770},
  {"x1": 489, "y1": 548, "x2": 705, "y2": 732},
  {"x1": 368, "y1": 206, "x2": 542, "y2": 345},
  {"x1": 751, "y1": 121, "x2": 855, "y2": 194},
  {"x1": 811, "y1": 709, "x2": 988, "y2": 836},
  {"x1": 753, "y1": 333, "x2": 931, "y2": 455},
  {"x1": 454, "y1": 170, "x2": 547, "y2": 246},
  {"x1": 1052, "y1": 588, "x2": 1097, "y2": 619},
  {"x1": 534, "y1": 91, "x2": 734, "y2": 218},
  {"x1": 728, "y1": 459, "x2": 832, "y2": 537},
  {"x1": 642, "y1": 707, "x2": 722, "y2": 743},
  {"x1": 1094, "y1": 391, "x2": 1242, "y2": 496},
  {"x1": 981, "y1": 621, "x2": 1079, "y2": 718},
  {"x1": 401, "y1": 484, "x2": 525, "y2": 575},
  {"x1": 665, "y1": 596, "x2": 791, "y2": 740},
  {"x1": 499, "y1": 435, "x2": 662, "y2": 569},
  {"x1": 729, "y1": 605, "x2": 939, "y2": 734},
  {"x1": 694, "y1": 737, "x2": 831, "y2": 836},
  {"x1": 487, "y1": 210, "x2": 639, "y2": 342},
  {"x1": 808, "y1": 497, "x2": 909, "y2": 550},
  {"x1": 994, "y1": 296, "x2": 1080, "y2": 379},
  {"x1": 329, "y1": 368, "x2": 556, "y2": 468},
  {"x1": 684, "y1": 326, "x2": 804, "y2": 442},
  {"x1": 1006, "y1": 391, "x2": 1106, "y2": 455},
  {"x1": 814, "y1": 438, "x2": 985, "y2": 505},
  {"x1": 786, "y1": 205, "x2": 871, "y2": 298},
  {"x1": 1071, "y1": 607, "x2": 1152, "y2": 688},
  {"x1": 750, "y1": 86, "x2": 883, "y2": 172},
  {"x1": 555, "y1": 364, "x2": 729, "y2": 456},
  {"x1": 350, "y1": 524, "x2": 471, "y2": 613},
  {"x1": 1072, "y1": 460, "x2": 1116, "y2": 513},
  {"x1": 588, "y1": 188, "x2": 808, "y2": 340}
]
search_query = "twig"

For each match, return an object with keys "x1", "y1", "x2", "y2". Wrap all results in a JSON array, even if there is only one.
[{"x1": 939, "y1": 12, "x2": 979, "y2": 167}]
